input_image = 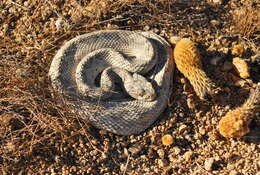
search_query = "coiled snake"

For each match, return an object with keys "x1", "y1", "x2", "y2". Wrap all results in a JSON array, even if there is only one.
[{"x1": 49, "y1": 30, "x2": 174, "y2": 135}]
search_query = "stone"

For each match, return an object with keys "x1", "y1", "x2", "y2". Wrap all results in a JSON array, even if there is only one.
[
  {"x1": 222, "y1": 61, "x2": 233, "y2": 71},
  {"x1": 128, "y1": 144, "x2": 143, "y2": 155},
  {"x1": 232, "y1": 44, "x2": 245, "y2": 56},
  {"x1": 204, "y1": 158, "x2": 215, "y2": 171},
  {"x1": 232, "y1": 57, "x2": 250, "y2": 79},
  {"x1": 161, "y1": 134, "x2": 174, "y2": 146},
  {"x1": 157, "y1": 149, "x2": 165, "y2": 158},
  {"x1": 169, "y1": 36, "x2": 181, "y2": 45},
  {"x1": 183, "y1": 151, "x2": 193, "y2": 161},
  {"x1": 158, "y1": 159, "x2": 169, "y2": 167},
  {"x1": 210, "y1": 56, "x2": 222, "y2": 66},
  {"x1": 178, "y1": 124, "x2": 188, "y2": 134}
]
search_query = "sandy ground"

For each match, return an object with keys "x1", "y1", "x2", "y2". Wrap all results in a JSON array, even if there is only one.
[{"x1": 0, "y1": 0, "x2": 259, "y2": 174}]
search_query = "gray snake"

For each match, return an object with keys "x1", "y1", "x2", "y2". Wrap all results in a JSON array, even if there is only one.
[{"x1": 49, "y1": 30, "x2": 174, "y2": 135}]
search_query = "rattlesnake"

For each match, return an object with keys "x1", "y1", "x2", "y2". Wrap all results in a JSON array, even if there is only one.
[{"x1": 49, "y1": 30, "x2": 174, "y2": 135}]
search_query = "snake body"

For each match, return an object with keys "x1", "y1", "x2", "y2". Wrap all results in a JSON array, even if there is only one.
[{"x1": 49, "y1": 30, "x2": 173, "y2": 135}]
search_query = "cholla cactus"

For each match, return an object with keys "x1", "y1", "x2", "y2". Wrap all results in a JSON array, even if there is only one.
[
  {"x1": 173, "y1": 38, "x2": 216, "y2": 100},
  {"x1": 218, "y1": 83, "x2": 260, "y2": 138}
]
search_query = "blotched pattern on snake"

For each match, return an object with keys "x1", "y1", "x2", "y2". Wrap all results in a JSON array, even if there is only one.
[{"x1": 49, "y1": 30, "x2": 174, "y2": 135}]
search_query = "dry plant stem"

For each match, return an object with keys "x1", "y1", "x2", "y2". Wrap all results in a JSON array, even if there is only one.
[
  {"x1": 173, "y1": 38, "x2": 215, "y2": 100},
  {"x1": 218, "y1": 83, "x2": 260, "y2": 138},
  {"x1": 232, "y1": 6, "x2": 259, "y2": 39}
]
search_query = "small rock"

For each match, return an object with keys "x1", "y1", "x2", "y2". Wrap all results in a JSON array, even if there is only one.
[
  {"x1": 212, "y1": 0, "x2": 222, "y2": 5},
  {"x1": 168, "y1": 153, "x2": 176, "y2": 162},
  {"x1": 222, "y1": 61, "x2": 233, "y2": 71},
  {"x1": 210, "y1": 20, "x2": 220, "y2": 26},
  {"x1": 183, "y1": 151, "x2": 193, "y2": 161},
  {"x1": 229, "y1": 170, "x2": 239, "y2": 175},
  {"x1": 120, "y1": 164, "x2": 126, "y2": 172},
  {"x1": 157, "y1": 149, "x2": 165, "y2": 158},
  {"x1": 2, "y1": 24, "x2": 8, "y2": 36},
  {"x1": 169, "y1": 36, "x2": 181, "y2": 45},
  {"x1": 153, "y1": 28, "x2": 160, "y2": 34},
  {"x1": 147, "y1": 148, "x2": 157, "y2": 158},
  {"x1": 158, "y1": 159, "x2": 169, "y2": 167},
  {"x1": 199, "y1": 127, "x2": 206, "y2": 135},
  {"x1": 16, "y1": 68, "x2": 29, "y2": 78},
  {"x1": 187, "y1": 96, "x2": 196, "y2": 109},
  {"x1": 128, "y1": 144, "x2": 143, "y2": 155},
  {"x1": 55, "y1": 17, "x2": 63, "y2": 31},
  {"x1": 160, "y1": 30, "x2": 166, "y2": 37},
  {"x1": 54, "y1": 155, "x2": 61, "y2": 163},
  {"x1": 251, "y1": 54, "x2": 260, "y2": 63},
  {"x1": 178, "y1": 124, "x2": 188, "y2": 134},
  {"x1": 210, "y1": 56, "x2": 222, "y2": 66},
  {"x1": 172, "y1": 146, "x2": 181, "y2": 155},
  {"x1": 232, "y1": 44, "x2": 245, "y2": 56},
  {"x1": 161, "y1": 134, "x2": 174, "y2": 146},
  {"x1": 234, "y1": 79, "x2": 248, "y2": 87},
  {"x1": 220, "y1": 47, "x2": 229, "y2": 54},
  {"x1": 232, "y1": 57, "x2": 250, "y2": 79},
  {"x1": 204, "y1": 157, "x2": 215, "y2": 171}
]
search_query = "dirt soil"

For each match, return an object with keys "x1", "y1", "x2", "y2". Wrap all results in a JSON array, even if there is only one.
[{"x1": 0, "y1": 0, "x2": 260, "y2": 174}]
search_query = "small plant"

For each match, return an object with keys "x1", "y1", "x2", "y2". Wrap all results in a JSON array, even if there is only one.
[{"x1": 232, "y1": 6, "x2": 259, "y2": 39}]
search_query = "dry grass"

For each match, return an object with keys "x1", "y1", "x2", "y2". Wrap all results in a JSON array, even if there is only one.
[
  {"x1": 232, "y1": 6, "x2": 260, "y2": 39},
  {"x1": 1, "y1": 0, "x2": 260, "y2": 174},
  {"x1": 0, "y1": 75, "x2": 87, "y2": 170}
]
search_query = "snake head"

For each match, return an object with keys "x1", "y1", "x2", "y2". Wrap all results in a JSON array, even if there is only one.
[{"x1": 125, "y1": 73, "x2": 156, "y2": 101}]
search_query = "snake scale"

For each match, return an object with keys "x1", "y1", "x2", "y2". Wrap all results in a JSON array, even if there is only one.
[{"x1": 49, "y1": 30, "x2": 174, "y2": 135}]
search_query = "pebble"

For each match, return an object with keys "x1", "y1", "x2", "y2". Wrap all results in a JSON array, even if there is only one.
[
  {"x1": 168, "y1": 153, "x2": 176, "y2": 162},
  {"x1": 199, "y1": 127, "x2": 206, "y2": 135},
  {"x1": 147, "y1": 148, "x2": 156, "y2": 158},
  {"x1": 232, "y1": 57, "x2": 250, "y2": 79},
  {"x1": 204, "y1": 157, "x2": 215, "y2": 171},
  {"x1": 172, "y1": 146, "x2": 181, "y2": 155},
  {"x1": 211, "y1": 0, "x2": 223, "y2": 5},
  {"x1": 2, "y1": 24, "x2": 8, "y2": 35},
  {"x1": 187, "y1": 97, "x2": 196, "y2": 109},
  {"x1": 158, "y1": 159, "x2": 169, "y2": 167},
  {"x1": 161, "y1": 134, "x2": 174, "y2": 146},
  {"x1": 169, "y1": 36, "x2": 181, "y2": 45},
  {"x1": 120, "y1": 164, "x2": 126, "y2": 172},
  {"x1": 210, "y1": 56, "x2": 222, "y2": 66},
  {"x1": 222, "y1": 61, "x2": 233, "y2": 71},
  {"x1": 128, "y1": 144, "x2": 143, "y2": 155},
  {"x1": 178, "y1": 124, "x2": 188, "y2": 134},
  {"x1": 183, "y1": 151, "x2": 193, "y2": 161},
  {"x1": 153, "y1": 28, "x2": 160, "y2": 34},
  {"x1": 9, "y1": 7, "x2": 16, "y2": 14},
  {"x1": 251, "y1": 54, "x2": 260, "y2": 63},
  {"x1": 210, "y1": 20, "x2": 220, "y2": 26},
  {"x1": 55, "y1": 17, "x2": 63, "y2": 31},
  {"x1": 16, "y1": 68, "x2": 29, "y2": 78},
  {"x1": 157, "y1": 149, "x2": 165, "y2": 158},
  {"x1": 231, "y1": 44, "x2": 245, "y2": 56},
  {"x1": 229, "y1": 170, "x2": 239, "y2": 175}
]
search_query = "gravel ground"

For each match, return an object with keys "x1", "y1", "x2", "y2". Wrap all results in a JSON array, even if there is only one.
[{"x1": 0, "y1": 0, "x2": 259, "y2": 174}]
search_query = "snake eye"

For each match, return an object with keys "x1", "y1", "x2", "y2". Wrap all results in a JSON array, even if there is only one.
[
  {"x1": 139, "y1": 92, "x2": 144, "y2": 97},
  {"x1": 138, "y1": 89, "x2": 145, "y2": 97}
]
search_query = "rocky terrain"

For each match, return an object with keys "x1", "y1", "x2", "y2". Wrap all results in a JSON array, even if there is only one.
[{"x1": 0, "y1": 0, "x2": 259, "y2": 174}]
